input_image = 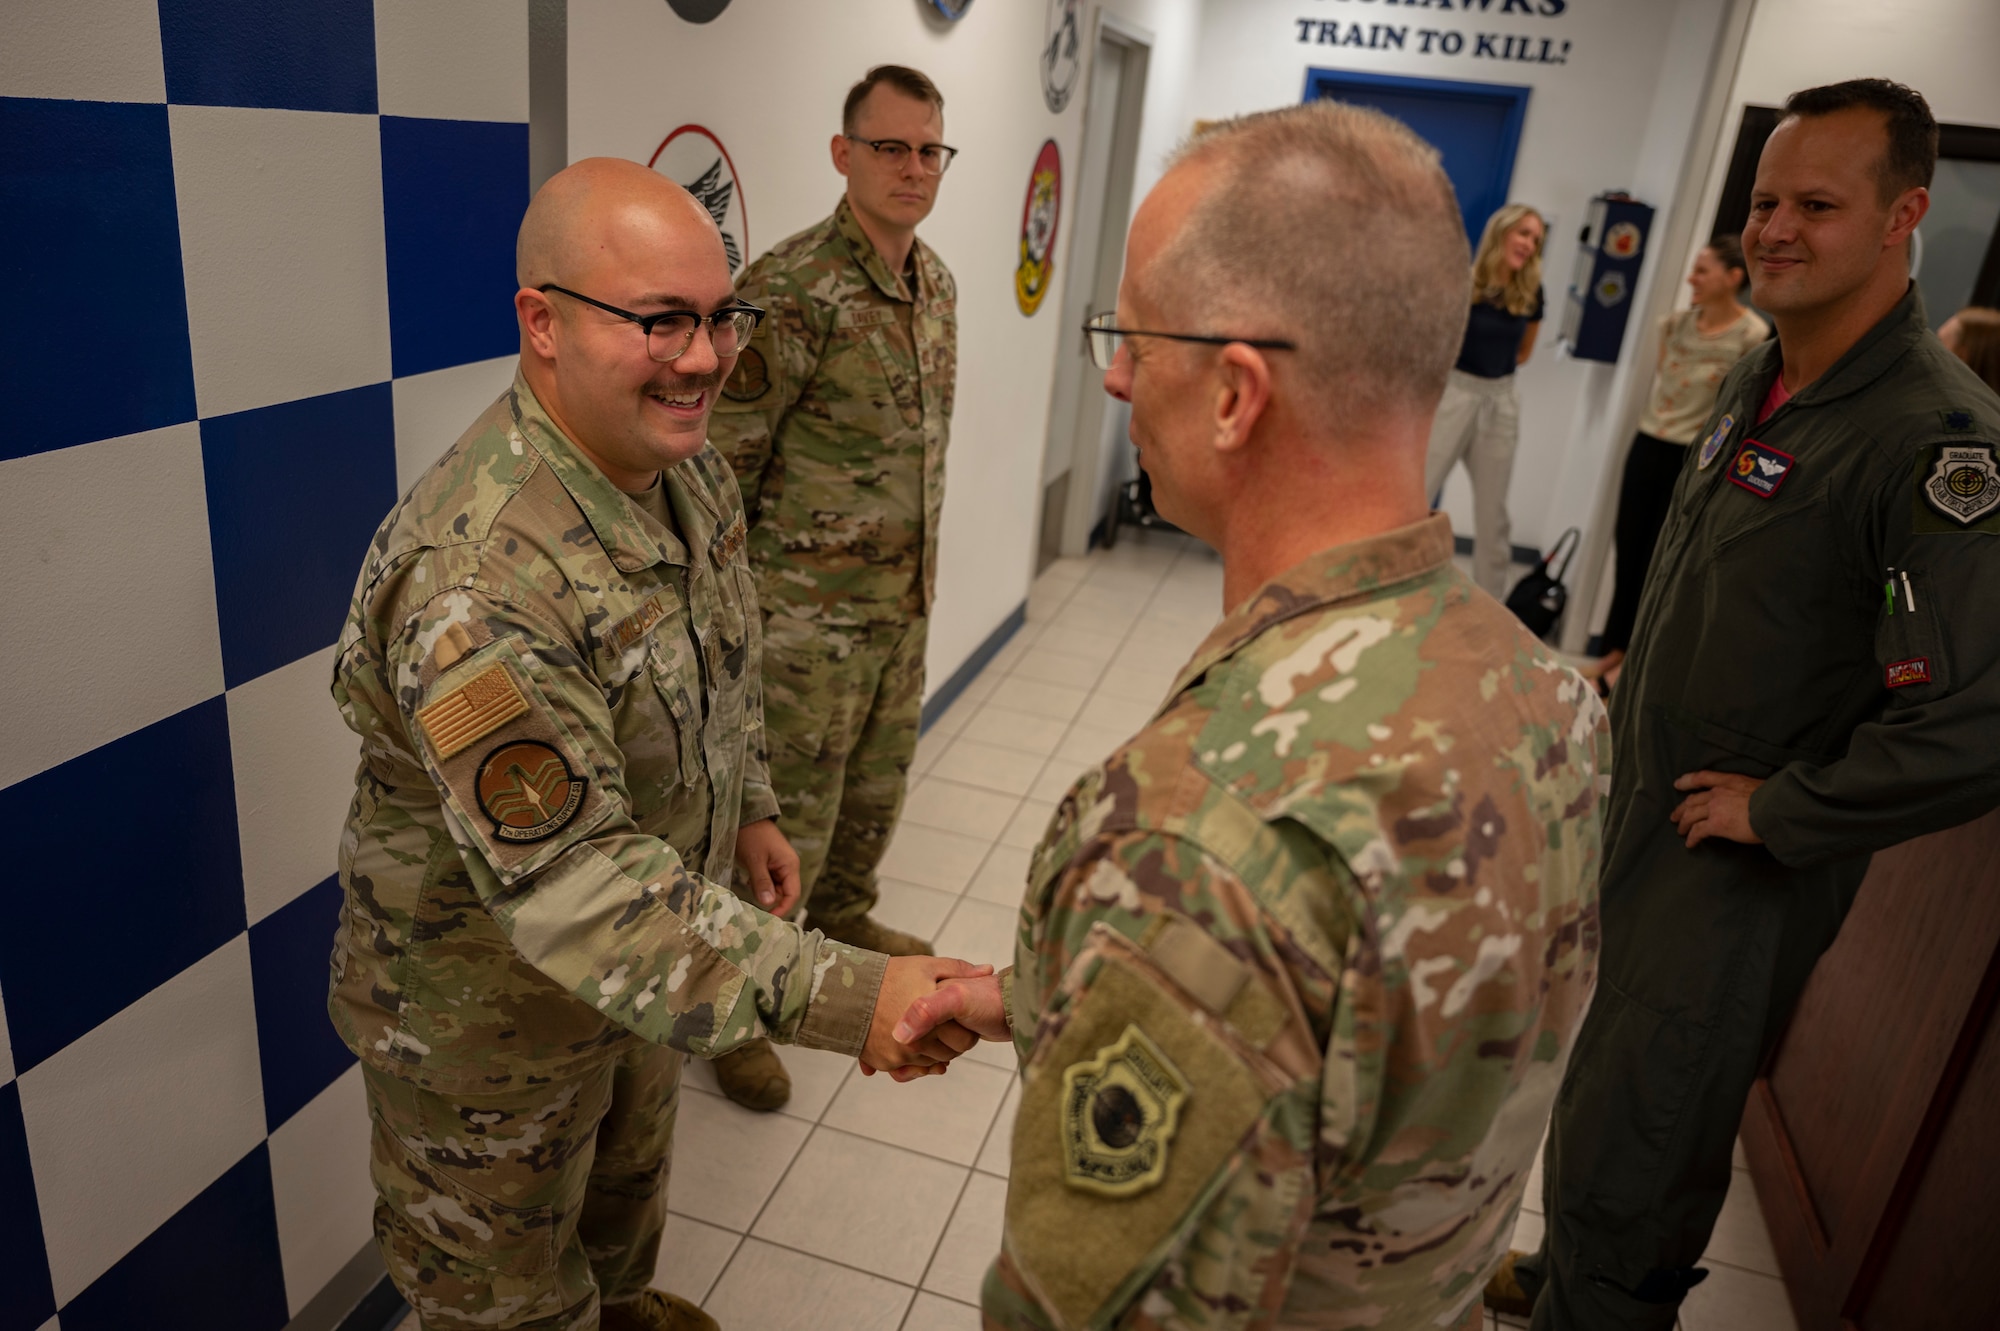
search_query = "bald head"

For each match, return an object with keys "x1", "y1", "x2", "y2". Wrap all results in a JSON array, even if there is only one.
[
  {"x1": 1142, "y1": 102, "x2": 1470, "y2": 425},
  {"x1": 516, "y1": 156, "x2": 727, "y2": 291}
]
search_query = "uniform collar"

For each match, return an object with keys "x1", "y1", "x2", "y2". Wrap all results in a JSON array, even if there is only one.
[
  {"x1": 834, "y1": 195, "x2": 932, "y2": 305},
  {"x1": 508, "y1": 371, "x2": 717, "y2": 573},
  {"x1": 1769, "y1": 282, "x2": 1928, "y2": 410},
  {"x1": 1169, "y1": 514, "x2": 1457, "y2": 699}
]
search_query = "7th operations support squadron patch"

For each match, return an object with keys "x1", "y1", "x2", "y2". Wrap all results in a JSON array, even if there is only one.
[
  {"x1": 1060, "y1": 1024, "x2": 1189, "y2": 1198},
  {"x1": 476, "y1": 740, "x2": 588, "y2": 842}
]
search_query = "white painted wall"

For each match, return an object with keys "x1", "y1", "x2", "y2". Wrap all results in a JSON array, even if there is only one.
[
  {"x1": 566, "y1": 0, "x2": 1200, "y2": 696},
  {"x1": 1182, "y1": 0, "x2": 1708, "y2": 556},
  {"x1": 1685, "y1": 0, "x2": 2000, "y2": 296}
]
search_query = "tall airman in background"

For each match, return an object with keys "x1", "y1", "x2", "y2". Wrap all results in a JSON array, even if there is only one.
[{"x1": 706, "y1": 65, "x2": 959, "y2": 1110}]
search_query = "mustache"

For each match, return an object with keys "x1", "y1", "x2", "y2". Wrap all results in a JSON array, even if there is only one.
[{"x1": 646, "y1": 370, "x2": 723, "y2": 393}]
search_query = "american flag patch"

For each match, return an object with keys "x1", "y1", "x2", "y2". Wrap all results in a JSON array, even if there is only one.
[{"x1": 418, "y1": 664, "x2": 529, "y2": 758}]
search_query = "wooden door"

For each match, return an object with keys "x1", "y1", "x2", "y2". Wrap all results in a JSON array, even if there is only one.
[{"x1": 1743, "y1": 808, "x2": 2000, "y2": 1329}]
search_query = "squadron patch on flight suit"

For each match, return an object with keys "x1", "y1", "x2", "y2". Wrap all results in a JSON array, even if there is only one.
[
  {"x1": 1922, "y1": 444, "x2": 2000, "y2": 525},
  {"x1": 1728, "y1": 440, "x2": 1796, "y2": 499},
  {"x1": 1697, "y1": 413, "x2": 1735, "y2": 470},
  {"x1": 475, "y1": 740, "x2": 588, "y2": 843},
  {"x1": 1060, "y1": 1024, "x2": 1188, "y2": 1198},
  {"x1": 722, "y1": 346, "x2": 769, "y2": 401}
]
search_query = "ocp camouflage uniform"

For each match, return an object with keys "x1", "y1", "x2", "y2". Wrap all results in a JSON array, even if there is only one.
[
  {"x1": 709, "y1": 197, "x2": 956, "y2": 923},
  {"x1": 330, "y1": 375, "x2": 887, "y2": 1328},
  {"x1": 987, "y1": 515, "x2": 1610, "y2": 1330}
]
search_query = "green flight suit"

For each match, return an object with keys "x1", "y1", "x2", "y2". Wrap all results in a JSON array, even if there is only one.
[{"x1": 1521, "y1": 287, "x2": 2000, "y2": 1329}]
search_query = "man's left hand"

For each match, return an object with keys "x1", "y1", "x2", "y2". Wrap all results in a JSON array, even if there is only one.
[
  {"x1": 735, "y1": 818, "x2": 802, "y2": 915},
  {"x1": 1671, "y1": 771, "x2": 1766, "y2": 848}
]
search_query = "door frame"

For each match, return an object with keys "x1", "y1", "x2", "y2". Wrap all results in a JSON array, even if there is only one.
[
  {"x1": 1302, "y1": 67, "x2": 1530, "y2": 245},
  {"x1": 1038, "y1": 8, "x2": 1153, "y2": 565}
]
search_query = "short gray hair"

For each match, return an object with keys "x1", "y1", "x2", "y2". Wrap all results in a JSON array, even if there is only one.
[{"x1": 1148, "y1": 101, "x2": 1470, "y2": 424}]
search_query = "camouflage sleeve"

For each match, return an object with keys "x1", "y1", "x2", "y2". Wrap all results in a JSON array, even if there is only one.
[
  {"x1": 710, "y1": 254, "x2": 823, "y2": 519},
  {"x1": 394, "y1": 587, "x2": 884, "y2": 1057},
  {"x1": 990, "y1": 825, "x2": 1325, "y2": 1331}
]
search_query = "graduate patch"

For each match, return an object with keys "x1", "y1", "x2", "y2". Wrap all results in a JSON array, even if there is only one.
[
  {"x1": 475, "y1": 740, "x2": 588, "y2": 843},
  {"x1": 722, "y1": 345, "x2": 769, "y2": 401},
  {"x1": 1886, "y1": 657, "x2": 1932, "y2": 689},
  {"x1": 417, "y1": 664, "x2": 529, "y2": 760},
  {"x1": 1728, "y1": 440, "x2": 1796, "y2": 499},
  {"x1": 1923, "y1": 445, "x2": 2000, "y2": 525},
  {"x1": 1697, "y1": 414, "x2": 1735, "y2": 470},
  {"x1": 1059, "y1": 1024, "x2": 1188, "y2": 1199}
]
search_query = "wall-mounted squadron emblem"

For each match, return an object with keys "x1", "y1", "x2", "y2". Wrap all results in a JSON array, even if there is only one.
[
  {"x1": 1924, "y1": 444, "x2": 2000, "y2": 524},
  {"x1": 650, "y1": 125, "x2": 748, "y2": 274}
]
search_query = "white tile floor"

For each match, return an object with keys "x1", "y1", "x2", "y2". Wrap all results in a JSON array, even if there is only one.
[{"x1": 652, "y1": 530, "x2": 1798, "y2": 1331}]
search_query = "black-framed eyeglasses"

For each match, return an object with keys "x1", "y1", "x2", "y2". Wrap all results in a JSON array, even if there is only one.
[
  {"x1": 845, "y1": 136, "x2": 959, "y2": 176},
  {"x1": 538, "y1": 285, "x2": 765, "y2": 363},
  {"x1": 1083, "y1": 311, "x2": 1296, "y2": 370}
]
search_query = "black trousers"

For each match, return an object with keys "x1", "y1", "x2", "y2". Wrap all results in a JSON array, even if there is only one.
[{"x1": 1599, "y1": 433, "x2": 1686, "y2": 655}]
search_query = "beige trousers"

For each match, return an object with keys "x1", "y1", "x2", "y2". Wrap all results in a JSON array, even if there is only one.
[{"x1": 1423, "y1": 369, "x2": 1521, "y2": 598}]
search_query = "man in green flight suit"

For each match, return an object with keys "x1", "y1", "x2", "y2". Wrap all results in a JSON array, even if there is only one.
[
  {"x1": 1489, "y1": 80, "x2": 2000, "y2": 1329},
  {"x1": 705, "y1": 65, "x2": 958, "y2": 1110},
  {"x1": 330, "y1": 158, "x2": 984, "y2": 1331},
  {"x1": 895, "y1": 101, "x2": 1612, "y2": 1330}
]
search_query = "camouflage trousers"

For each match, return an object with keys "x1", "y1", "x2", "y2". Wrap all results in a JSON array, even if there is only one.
[
  {"x1": 758, "y1": 612, "x2": 927, "y2": 923},
  {"x1": 362, "y1": 1043, "x2": 682, "y2": 1329}
]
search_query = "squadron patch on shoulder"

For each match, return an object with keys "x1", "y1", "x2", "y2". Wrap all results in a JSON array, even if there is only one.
[
  {"x1": 1697, "y1": 413, "x2": 1735, "y2": 470},
  {"x1": 418, "y1": 664, "x2": 529, "y2": 759},
  {"x1": 1922, "y1": 444, "x2": 2000, "y2": 525},
  {"x1": 475, "y1": 740, "x2": 588, "y2": 843},
  {"x1": 1728, "y1": 439, "x2": 1796, "y2": 499},
  {"x1": 1059, "y1": 1024, "x2": 1188, "y2": 1199},
  {"x1": 722, "y1": 345, "x2": 769, "y2": 401}
]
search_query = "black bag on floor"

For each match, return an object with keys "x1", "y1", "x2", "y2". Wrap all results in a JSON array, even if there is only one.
[{"x1": 1504, "y1": 526, "x2": 1581, "y2": 640}]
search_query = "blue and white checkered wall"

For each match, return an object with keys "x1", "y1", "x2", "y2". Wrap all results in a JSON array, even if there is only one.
[{"x1": 0, "y1": 3, "x2": 531, "y2": 1326}]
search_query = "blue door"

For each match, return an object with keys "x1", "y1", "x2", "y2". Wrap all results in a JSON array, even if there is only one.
[{"x1": 1304, "y1": 68, "x2": 1531, "y2": 246}]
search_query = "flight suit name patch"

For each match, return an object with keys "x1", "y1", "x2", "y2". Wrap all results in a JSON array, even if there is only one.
[
  {"x1": 1060, "y1": 1024, "x2": 1188, "y2": 1199},
  {"x1": 1923, "y1": 445, "x2": 2000, "y2": 525},
  {"x1": 1728, "y1": 440, "x2": 1796, "y2": 499},
  {"x1": 475, "y1": 740, "x2": 588, "y2": 843},
  {"x1": 1886, "y1": 658, "x2": 1931, "y2": 689}
]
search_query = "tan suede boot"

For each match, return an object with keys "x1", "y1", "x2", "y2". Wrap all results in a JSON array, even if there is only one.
[
  {"x1": 1483, "y1": 1250, "x2": 1538, "y2": 1318},
  {"x1": 600, "y1": 1288, "x2": 718, "y2": 1331},
  {"x1": 806, "y1": 912, "x2": 934, "y2": 957},
  {"x1": 711, "y1": 1036, "x2": 790, "y2": 1111}
]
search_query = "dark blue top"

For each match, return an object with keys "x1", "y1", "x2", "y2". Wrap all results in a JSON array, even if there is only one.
[{"x1": 1454, "y1": 287, "x2": 1545, "y2": 379}]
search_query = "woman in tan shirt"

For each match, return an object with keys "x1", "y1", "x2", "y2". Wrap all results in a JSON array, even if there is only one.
[{"x1": 1594, "y1": 236, "x2": 1769, "y2": 686}]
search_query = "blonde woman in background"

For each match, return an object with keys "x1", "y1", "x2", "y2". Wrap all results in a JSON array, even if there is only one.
[
  {"x1": 1424, "y1": 202, "x2": 1546, "y2": 597},
  {"x1": 1591, "y1": 235, "x2": 1769, "y2": 690},
  {"x1": 1940, "y1": 305, "x2": 2000, "y2": 392}
]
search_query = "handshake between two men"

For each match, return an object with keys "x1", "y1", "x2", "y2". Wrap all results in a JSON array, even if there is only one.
[{"x1": 736, "y1": 814, "x2": 1008, "y2": 1079}]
